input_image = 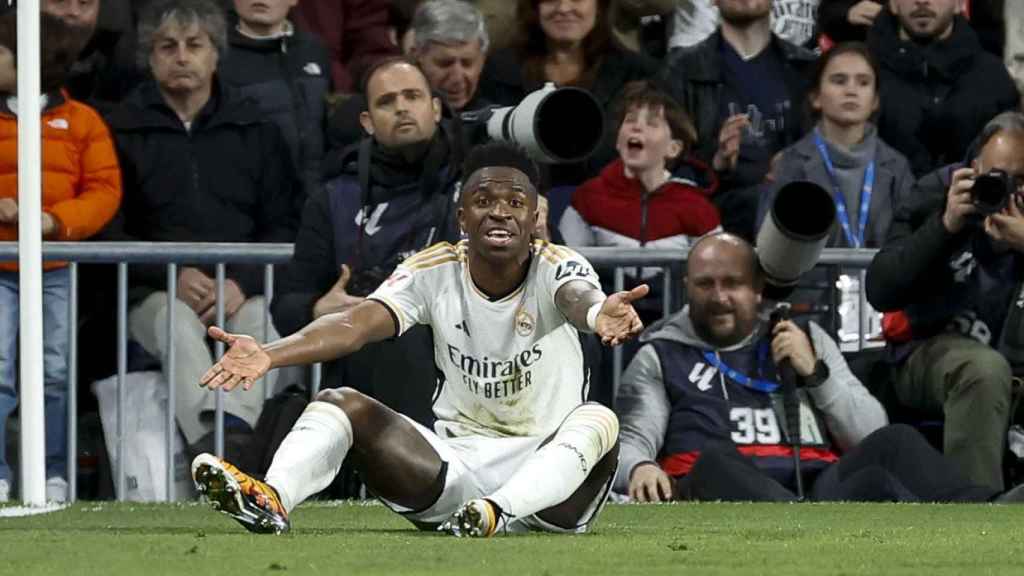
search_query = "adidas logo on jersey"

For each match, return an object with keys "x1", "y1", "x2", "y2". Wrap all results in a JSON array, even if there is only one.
[
  {"x1": 303, "y1": 62, "x2": 322, "y2": 76},
  {"x1": 454, "y1": 321, "x2": 471, "y2": 337},
  {"x1": 47, "y1": 118, "x2": 69, "y2": 130}
]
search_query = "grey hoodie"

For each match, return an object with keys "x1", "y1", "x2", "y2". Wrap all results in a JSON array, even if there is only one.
[{"x1": 613, "y1": 306, "x2": 888, "y2": 494}]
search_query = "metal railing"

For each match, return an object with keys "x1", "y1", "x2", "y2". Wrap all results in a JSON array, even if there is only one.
[{"x1": 0, "y1": 242, "x2": 879, "y2": 503}]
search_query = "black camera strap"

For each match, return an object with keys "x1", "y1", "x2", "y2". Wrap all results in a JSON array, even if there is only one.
[{"x1": 353, "y1": 129, "x2": 457, "y2": 273}]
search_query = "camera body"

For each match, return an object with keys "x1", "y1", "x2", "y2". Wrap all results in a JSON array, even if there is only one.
[{"x1": 972, "y1": 169, "x2": 1014, "y2": 215}]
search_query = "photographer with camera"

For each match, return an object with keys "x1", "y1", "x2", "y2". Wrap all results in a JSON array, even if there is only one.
[
  {"x1": 865, "y1": 111, "x2": 1024, "y2": 492},
  {"x1": 616, "y1": 232, "x2": 1024, "y2": 503},
  {"x1": 271, "y1": 57, "x2": 462, "y2": 426}
]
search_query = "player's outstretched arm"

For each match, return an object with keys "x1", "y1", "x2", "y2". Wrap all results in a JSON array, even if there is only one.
[
  {"x1": 555, "y1": 280, "x2": 649, "y2": 346},
  {"x1": 200, "y1": 299, "x2": 397, "y2": 391}
]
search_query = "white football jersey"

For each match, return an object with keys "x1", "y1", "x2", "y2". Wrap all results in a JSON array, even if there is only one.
[{"x1": 368, "y1": 239, "x2": 602, "y2": 438}]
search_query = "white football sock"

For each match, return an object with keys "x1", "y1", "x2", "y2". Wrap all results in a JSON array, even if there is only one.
[
  {"x1": 264, "y1": 401, "x2": 353, "y2": 513},
  {"x1": 486, "y1": 403, "x2": 618, "y2": 520}
]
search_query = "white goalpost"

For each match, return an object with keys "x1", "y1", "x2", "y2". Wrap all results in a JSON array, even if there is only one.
[{"x1": 16, "y1": 0, "x2": 46, "y2": 507}]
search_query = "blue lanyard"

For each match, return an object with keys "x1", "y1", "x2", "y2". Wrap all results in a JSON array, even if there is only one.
[
  {"x1": 702, "y1": 346, "x2": 779, "y2": 393},
  {"x1": 813, "y1": 129, "x2": 874, "y2": 248}
]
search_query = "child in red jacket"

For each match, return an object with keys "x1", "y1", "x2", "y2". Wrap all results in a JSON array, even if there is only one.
[
  {"x1": 0, "y1": 12, "x2": 122, "y2": 503},
  {"x1": 560, "y1": 80, "x2": 720, "y2": 263}
]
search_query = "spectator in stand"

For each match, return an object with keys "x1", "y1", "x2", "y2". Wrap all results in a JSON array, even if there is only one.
[
  {"x1": 867, "y1": 0, "x2": 1017, "y2": 176},
  {"x1": 0, "y1": 11, "x2": 122, "y2": 503},
  {"x1": 272, "y1": 57, "x2": 462, "y2": 427},
  {"x1": 325, "y1": 0, "x2": 490, "y2": 153},
  {"x1": 756, "y1": 42, "x2": 913, "y2": 337},
  {"x1": 103, "y1": 0, "x2": 299, "y2": 460},
  {"x1": 219, "y1": 0, "x2": 331, "y2": 199},
  {"x1": 820, "y1": 1, "x2": 1006, "y2": 56},
  {"x1": 410, "y1": 0, "x2": 490, "y2": 113},
  {"x1": 478, "y1": 0, "x2": 658, "y2": 187},
  {"x1": 42, "y1": 0, "x2": 144, "y2": 108},
  {"x1": 865, "y1": 111, "x2": 1024, "y2": 492},
  {"x1": 476, "y1": 0, "x2": 679, "y2": 55},
  {"x1": 658, "y1": 0, "x2": 814, "y2": 241},
  {"x1": 560, "y1": 80, "x2": 719, "y2": 331},
  {"x1": 616, "y1": 232, "x2": 1024, "y2": 503},
  {"x1": 758, "y1": 43, "x2": 913, "y2": 250},
  {"x1": 293, "y1": 0, "x2": 401, "y2": 92},
  {"x1": 669, "y1": 1, "x2": 823, "y2": 51},
  {"x1": 560, "y1": 80, "x2": 719, "y2": 270}
]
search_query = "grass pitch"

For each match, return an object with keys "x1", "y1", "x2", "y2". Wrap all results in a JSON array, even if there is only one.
[{"x1": 3, "y1": 501, "x2": 1024, "y2": 575}]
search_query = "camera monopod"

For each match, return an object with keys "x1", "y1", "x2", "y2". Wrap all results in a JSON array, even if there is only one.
[
  {"x1": 769, "y1": 303, "x2": 804, "y2": 501},
  {"x1": 757, "y1": 180, "x2": 836, "y2": 500}
]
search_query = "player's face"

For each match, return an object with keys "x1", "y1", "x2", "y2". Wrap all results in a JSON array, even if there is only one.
[
  {"x1": 686, "y1": 237, "x2": 761, "y2": 348},
  {"x1": 458, "y1": 166, "x2": 539, "y2": 262}
]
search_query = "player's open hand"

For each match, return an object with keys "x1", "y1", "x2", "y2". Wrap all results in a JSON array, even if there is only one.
[
  {"x1": 595, "y1": 284, "x2": 648, "y2": 346},
  {"x1": 200, "y1": 326, "x2": 271, "y2": 391}
]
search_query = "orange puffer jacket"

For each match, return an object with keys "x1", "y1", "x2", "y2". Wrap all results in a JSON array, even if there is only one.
[{"x1": 0, "y1": 92, "x2": 122, "y2": 270}]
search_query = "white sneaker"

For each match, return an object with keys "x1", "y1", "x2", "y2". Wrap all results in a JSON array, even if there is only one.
[
  {"x1": 45, "y1": 477, "x2": 67, "y2": 503},
  {"x1": 0, "y1": 479, "x2": 9, "y2": 502}
]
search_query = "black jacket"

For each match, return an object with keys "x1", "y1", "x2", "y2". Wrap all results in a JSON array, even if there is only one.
[
  {"x1": 818, "y1": 0, "x2": 881, "y2": 44},
  {"x1": 103, "y1": 79, "x2": 300, "y2": 305},
  {"x1": 476, "y1": 45, "x2": 658, "y2": 187},
  {"x1": 219, "y1": 24, "x2": 331, "y2": 198},
  {"x1": 65, "y1": 27, "x2": 145, "y2": 114},
  {"x1": 656, "y1": 31, "x2": 815, "y2": 239},
  {"x1": 271, "y1": 131, "x2": 462, "y2": 336},
  {"x1": 868, "y1": 12, "x2": 1018, "y2": 177},
  {"x1": 865, "y1": 163, "x2": 1024, "y2": 359}
]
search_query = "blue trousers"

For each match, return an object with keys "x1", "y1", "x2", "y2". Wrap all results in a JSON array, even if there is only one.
[{"x1": 0, "y1": 267, "x2": 70, "y2": 482}]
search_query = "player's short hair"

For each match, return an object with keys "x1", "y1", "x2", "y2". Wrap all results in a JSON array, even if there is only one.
[{"x1": 461, "y1": 141, "x2": 541, "y2": 193}]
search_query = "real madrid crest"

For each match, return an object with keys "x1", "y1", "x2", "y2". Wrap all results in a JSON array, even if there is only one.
[{"x1": 515, "y1": 305, "x2": 535, "y2": 337}]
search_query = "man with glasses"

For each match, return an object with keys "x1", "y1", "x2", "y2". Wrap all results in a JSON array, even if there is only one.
[{"x1": 866, "y1": 111, "x2": 1024, "y2": 492}]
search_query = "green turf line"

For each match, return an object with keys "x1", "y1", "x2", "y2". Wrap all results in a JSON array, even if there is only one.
[{"x1": 3, "y1": 501, "x2": 1024, "y2": 575}]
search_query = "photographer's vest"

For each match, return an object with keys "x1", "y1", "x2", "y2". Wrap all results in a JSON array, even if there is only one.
[
  {"x1": 325, "y1": 139, "x2": 461, "y2": 294},
  {"x1": 898, "y1": 234, "x2": 1020, "y2": 358},
  {"x1": 650, "y1": 332, "x2": 838, "y2": 489}
]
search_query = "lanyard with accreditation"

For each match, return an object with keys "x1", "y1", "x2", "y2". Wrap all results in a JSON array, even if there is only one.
[{"x1": 813, "y1": 129, "x2": 874, "y2": 248}]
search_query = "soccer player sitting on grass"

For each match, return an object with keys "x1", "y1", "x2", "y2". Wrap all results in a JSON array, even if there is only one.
[{"x1": 191, "y1": 141, "x2": 648, "y2": 537}]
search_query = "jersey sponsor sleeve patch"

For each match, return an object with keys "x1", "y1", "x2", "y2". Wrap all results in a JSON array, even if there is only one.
[
  {"x1": 367, "y1": 266, "x2": 428, "y2": 336},
  {"x1": 538, "y1": 242, "x2": 602, "y2": 297}
]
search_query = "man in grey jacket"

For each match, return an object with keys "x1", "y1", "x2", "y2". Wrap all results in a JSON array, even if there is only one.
[{"x1": 616, "y1": 232, "x2": 1016, "y2": 503}]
